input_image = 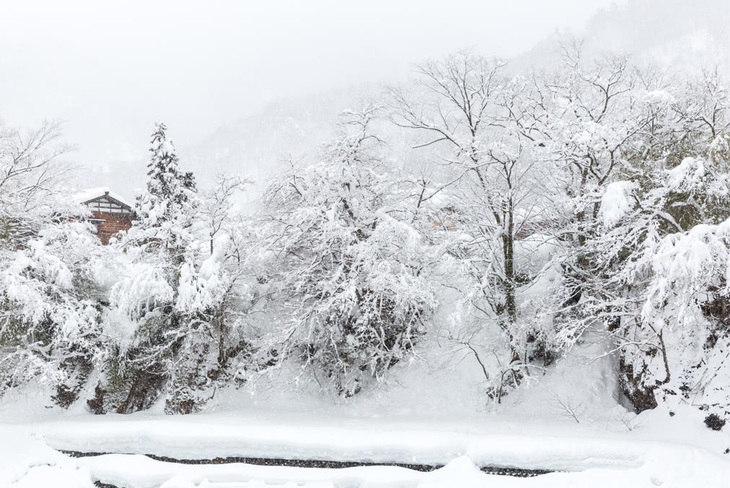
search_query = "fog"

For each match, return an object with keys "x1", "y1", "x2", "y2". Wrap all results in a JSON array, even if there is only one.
[{"x1": 0, "y1": 0, "x2": 625, "y2": 191}]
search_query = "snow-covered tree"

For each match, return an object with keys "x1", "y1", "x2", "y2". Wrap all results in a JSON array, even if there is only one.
[
  {"x1": 103, "y1": 123, "x2": 206, "y2": 413},
  {"x1": 0, "y1": 121, "x2": 72, "y2": 248},
  {"x1": 262, "y1": 108, "x2": 437, "y2": 396},
  {"x1": 0, "y1": 221, "x2": 103, "y2": 402},
  {"x1": 584, "y1": 153, "x2": 730, "y2": 412},
  {"x1": 555, "y1": 61, "x2": 730, "y2": 409},
  {"x1": 0, "y1": 122, "x2": 104, "y2": 404},
  {"x1": 200, "y1": 173, "x2": 251, "y2": 256},
  {"x1": 97, "y1": 124, "x2": 261, "y2": 414},
  {"x1": 388, "y1": 51, "x2": 564, "y2": 398},
  {"x1": 134, "y1": 122, "x2": 198, "y2": 251}
]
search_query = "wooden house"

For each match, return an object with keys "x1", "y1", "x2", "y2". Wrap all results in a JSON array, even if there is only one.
[{"x1": 74, "y1": 188, "x2": 135, "y2": 244}]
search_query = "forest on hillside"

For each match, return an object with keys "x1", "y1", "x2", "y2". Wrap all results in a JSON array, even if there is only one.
[{"x1": 2, "y1": 46, "x2": 730, "y2": 424}]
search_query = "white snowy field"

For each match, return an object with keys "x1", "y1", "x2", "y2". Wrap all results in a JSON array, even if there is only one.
[
  {"x1": 2, "y1": 332, "x2": 730, "y2": 487},
  {"x1": 3, "y1": 396, "x2": 730, "y2": 487}
]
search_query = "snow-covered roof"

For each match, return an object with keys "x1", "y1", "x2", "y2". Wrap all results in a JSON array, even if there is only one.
[{"x1": 72, "y1": 187, "x2": 133, "y2": 208}]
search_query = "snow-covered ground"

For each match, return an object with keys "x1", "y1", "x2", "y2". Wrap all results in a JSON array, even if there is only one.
[
  {"x1": 3, "y1": 334, "x2": 730, "y2": 488},
  {"x1": 3, "y1": 405, "x2": 730, "y2": 488}
]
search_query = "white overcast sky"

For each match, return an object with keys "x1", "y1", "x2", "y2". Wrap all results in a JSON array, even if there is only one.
[{"x1": 0, "y1": 0, "x2": 624, "y2": 175}]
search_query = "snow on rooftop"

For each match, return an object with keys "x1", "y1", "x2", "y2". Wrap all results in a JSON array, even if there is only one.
[{"x1": 72, "y1": 187, "x2": 133, "y2": 208}]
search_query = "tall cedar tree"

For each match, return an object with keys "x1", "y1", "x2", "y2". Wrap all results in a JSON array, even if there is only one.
[{"x1": 105, "y1": 123, "x2": 201, "y2": 414}]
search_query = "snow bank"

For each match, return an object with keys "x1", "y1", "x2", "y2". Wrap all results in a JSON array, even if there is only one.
[{"x1": 0, "y1": 425, "x2": 93, "y2": 488}]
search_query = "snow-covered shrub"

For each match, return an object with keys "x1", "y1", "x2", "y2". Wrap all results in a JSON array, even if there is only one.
[
  {"x1": 575, "y1": 152, "x2": 730, "y2": 412},
  {"x1": 705, "y1": 413, "x2": 726, "y2": 431},
  {"x1": 638, "y1": 218, "x2": 730, "y2": 409},
  {"x1": 0, "y1": 218, "x2": 104, "y2": 402}
]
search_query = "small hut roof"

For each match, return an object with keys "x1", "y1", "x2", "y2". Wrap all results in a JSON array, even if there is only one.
[{"x1": 73, "y1": 187, "x2": 134, "y2": 209}]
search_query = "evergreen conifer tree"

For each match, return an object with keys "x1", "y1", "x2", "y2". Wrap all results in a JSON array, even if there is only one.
[
  {"x1": 135, "y1": 122, "x2": 197, "y2": 250},
  {"x1": 105, "y1": 123, "x2": 203, "y2": 413}
]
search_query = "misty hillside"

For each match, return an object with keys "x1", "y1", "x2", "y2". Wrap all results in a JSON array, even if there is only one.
[
  {"x1": 517, "y1": 0, "x2": 730, "y2": 71},
  {"x1": 586, "y1": 0, "x2": 729, "y2": 64},
  {"x1": 184, "y1": 86, "x2": 381, "y2": 196},
  {"x1": 190, "y1": 0, "x2": 730, "y2": 194}
]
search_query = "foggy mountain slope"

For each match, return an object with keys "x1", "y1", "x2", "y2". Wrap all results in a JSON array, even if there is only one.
[
  {"x1": 585, "y1": 0, "x2": 729, "y2": 65},
  {"x1": 514, "y1": 0, "x2": 730, "y2": 73},
  {"x1": 184, "y1": 85, "x2": 380, "y2": 193}
]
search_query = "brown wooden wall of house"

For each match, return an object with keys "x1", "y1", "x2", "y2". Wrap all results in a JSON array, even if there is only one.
[{"x1": 92, "y1": 211, "x2": 133, "y2": 244}]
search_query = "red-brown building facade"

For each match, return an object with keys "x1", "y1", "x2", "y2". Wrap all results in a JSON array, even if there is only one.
[{"x1": 76, "y1": 189, "x2": 135, "y2": 244}]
